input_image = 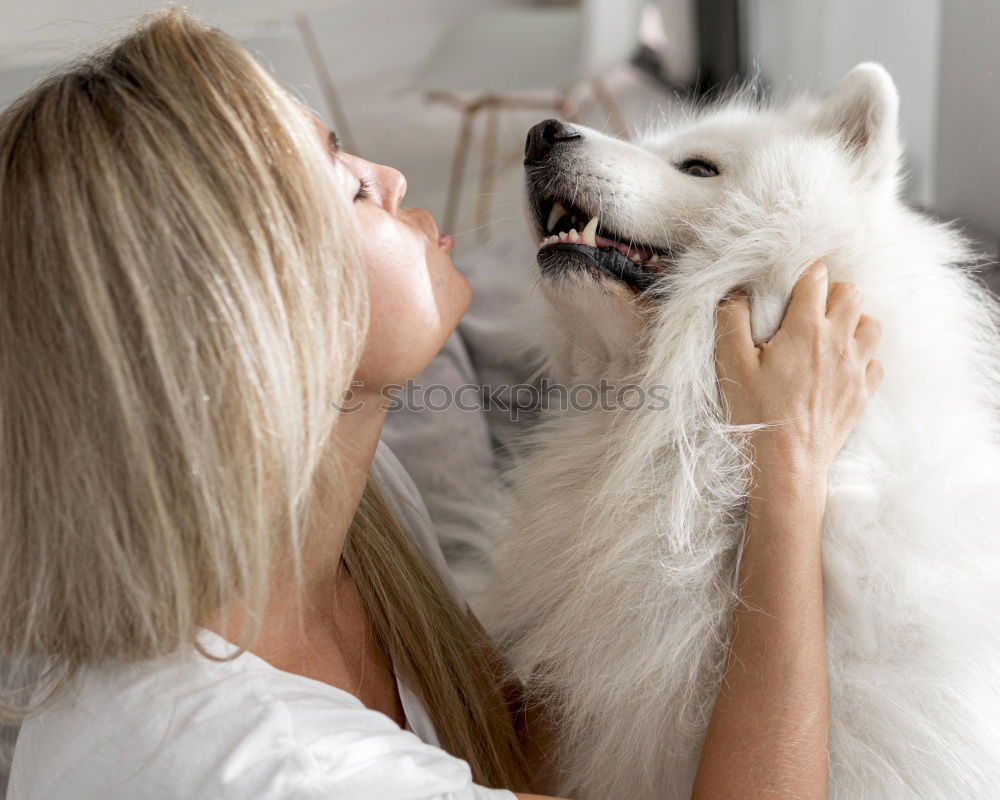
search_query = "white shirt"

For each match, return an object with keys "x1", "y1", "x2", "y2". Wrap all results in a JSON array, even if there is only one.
[{"x1": 7, "y1": 443, "x2": 518, "y2": 800}]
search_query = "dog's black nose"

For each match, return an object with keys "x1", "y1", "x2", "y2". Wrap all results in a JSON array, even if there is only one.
[{"x1": 524, "y1": 119, "x2": 582, "y2": 165}]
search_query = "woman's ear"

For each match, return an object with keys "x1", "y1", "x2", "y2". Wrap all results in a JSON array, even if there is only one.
[{"x1": 811, "y1": 63, "x2": 901, "y2": 185}]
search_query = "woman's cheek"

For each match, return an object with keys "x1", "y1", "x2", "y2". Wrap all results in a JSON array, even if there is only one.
[
  {"x1": 360, "y1": 211, "x2": 411, "y2": 278},
  {"x1": 353, "y1": 207, "x2": 468, "y2": 383},
  {"x1": 360, "y1": 216, "x2": 441, "y2": 327}
]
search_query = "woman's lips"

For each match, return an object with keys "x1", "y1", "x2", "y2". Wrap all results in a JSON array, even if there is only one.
[
  {"x1": 409, "y1": 207, "x2": 452, "y2": 251},
  {"x1": 418, "y1": 208, "x2": 453, "y2": 252},
  {"x1": 404, "y1": 208, "x2": 455, "y2": 252}
]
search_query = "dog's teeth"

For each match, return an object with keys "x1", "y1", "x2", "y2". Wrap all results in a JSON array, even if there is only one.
[
  {"x1": 568, "y1": 228, "x2": 580, "y2": 243},
  {"x1": 558, "y1": 231, "x2": 568, "y2": 242},
  {"x1": 581, "y1": 216, "x2": 599, "y2": 247},
  {"x1": 547, "y1": 202, "x2": 568, "y2": 233}
]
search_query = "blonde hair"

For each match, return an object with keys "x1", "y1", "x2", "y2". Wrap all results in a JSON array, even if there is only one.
[{"x1": 0, "y1": 7, "x2": 527, "y2": 789}]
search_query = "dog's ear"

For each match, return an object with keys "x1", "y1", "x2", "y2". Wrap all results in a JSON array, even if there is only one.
[{"x1": 811, "y1": 63, "x2": 900, "y2": 184}]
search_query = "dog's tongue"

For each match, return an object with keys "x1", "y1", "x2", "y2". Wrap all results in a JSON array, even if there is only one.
[{"x1": 595, "y1": 233, "x2": 656, "y2": 266}]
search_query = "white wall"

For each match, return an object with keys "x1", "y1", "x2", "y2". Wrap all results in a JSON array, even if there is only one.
[
  {"x1": 742, "y1": 0, "x2": 942, "y2": 208},
  {"x1": 935, "y1": 0, "x2": 1000, "y2": 242}
]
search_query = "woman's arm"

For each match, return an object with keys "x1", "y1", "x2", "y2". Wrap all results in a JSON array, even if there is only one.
[
  {"x1": 692, "y1": 260, "x2": 882, "y2": 798},
  {"x1": 691, "y1": 448, "x2": 830, "y2": 797}
]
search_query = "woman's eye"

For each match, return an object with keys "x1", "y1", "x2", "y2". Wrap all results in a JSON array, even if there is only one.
[
  {"x1": 354, "y1": 178, "x2": 372, "y2": 202},
  {"x1": 677, "y1": 159, "x2": 719, "y2": 178}
]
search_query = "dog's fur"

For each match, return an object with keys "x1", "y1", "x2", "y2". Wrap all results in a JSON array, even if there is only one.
[{"x1": 487, "y1": 65, "x2": 1000, "y2": 799}]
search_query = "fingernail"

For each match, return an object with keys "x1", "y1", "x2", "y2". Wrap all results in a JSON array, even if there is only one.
[{"x1": 814, "y1": 261, "x2": 828, "y2": 280}]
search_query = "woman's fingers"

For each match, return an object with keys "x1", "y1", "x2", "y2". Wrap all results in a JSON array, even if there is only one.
[
  {"x1": 715, "y1": 291, "x2": 757, "y2": 372},
  {"x1": 826, "y1": 282, "x2": 864, "y2": 333},
  {"x1": 865, "y1": 358, "x2": 884, "y2": 395},
  {"x1": 783, "y1": 260, "x2": 830, "y2": 330},
  {"x1": 854, "y1": 313, "x2": 882, "y2": 356}
]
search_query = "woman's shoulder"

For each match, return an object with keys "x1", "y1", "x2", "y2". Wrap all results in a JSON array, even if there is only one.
[{"x1": 8, "y1": 630, "x2": 509, "y2": 800}]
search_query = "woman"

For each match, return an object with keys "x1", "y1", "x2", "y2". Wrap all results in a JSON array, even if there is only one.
[{"x1": 0, "y1": 8, "x2": 881, "y2": 799}]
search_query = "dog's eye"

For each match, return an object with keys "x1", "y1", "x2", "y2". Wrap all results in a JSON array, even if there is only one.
[{"x1": 677, "y1": 158, "x2": 719, "y2": 178}]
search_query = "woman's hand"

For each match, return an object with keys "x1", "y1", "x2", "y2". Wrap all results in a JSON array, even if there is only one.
[
  {"x1": 715, "y1": 260, "x2": 883, "y2": 480},
  {"x1": 691, "y1": 260, "x2": 884, "y2": 800}
]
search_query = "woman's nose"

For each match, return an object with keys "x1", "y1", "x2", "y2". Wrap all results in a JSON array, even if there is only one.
[{"x1": 377, "y1": 165, "x2": 406, "y2": 214}]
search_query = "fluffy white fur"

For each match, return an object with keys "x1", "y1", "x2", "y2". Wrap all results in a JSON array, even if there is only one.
[{"x1": 487, "y1": 65, "x2": 1000, "y2": 799}]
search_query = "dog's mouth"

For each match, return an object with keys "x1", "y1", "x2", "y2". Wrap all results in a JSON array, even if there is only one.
[{"x1": 533, "y1": 196, "x2": 672, "y2": 293}]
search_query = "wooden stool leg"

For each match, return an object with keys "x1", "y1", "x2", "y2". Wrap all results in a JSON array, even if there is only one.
[
  {"x1": 590, "y1": 76, "x2": 627, "y2": 138},
  {"x1": 443, "y1": 105, "x2": 477, "y2": 235},
  {"x1": 476, "y1": 102, "x2": 500, "y2": 244}
]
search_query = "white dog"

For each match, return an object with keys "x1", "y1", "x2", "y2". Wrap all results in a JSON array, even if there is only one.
[{"x1": 487, "y1": 64, "x2": 1000, "y2": 800}]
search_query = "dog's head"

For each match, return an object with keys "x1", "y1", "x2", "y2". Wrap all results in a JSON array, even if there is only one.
[{"x1": 523, "y1": 64, "x2": 903, "y2": 378}]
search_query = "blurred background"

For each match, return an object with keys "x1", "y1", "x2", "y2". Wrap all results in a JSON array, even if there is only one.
[{"x1": 1, "y1": 0, "x2": 997, "y2": 278}]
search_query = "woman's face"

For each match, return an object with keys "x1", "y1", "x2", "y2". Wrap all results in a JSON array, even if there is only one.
[{"x1": 310, "y1": 115, "x2": 471, "y2": 394}]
